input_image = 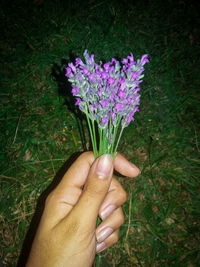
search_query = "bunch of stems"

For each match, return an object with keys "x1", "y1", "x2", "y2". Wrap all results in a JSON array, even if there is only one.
[{"x1": 85, "y1": 106, "x2": 124, "y2": 159}]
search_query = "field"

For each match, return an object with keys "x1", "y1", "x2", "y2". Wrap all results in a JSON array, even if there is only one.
[{"x1": 0, "y1": 0, "x2": 200, "y2": 266}]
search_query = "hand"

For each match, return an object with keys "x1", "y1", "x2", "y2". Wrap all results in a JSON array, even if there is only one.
[{"x1": 26, "y1": 152, "x2": 140, "y2": 267}]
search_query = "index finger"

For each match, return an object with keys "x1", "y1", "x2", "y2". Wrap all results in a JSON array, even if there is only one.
[{"x1": 114, "y1": 152, "x2": 141, "y2": 177}]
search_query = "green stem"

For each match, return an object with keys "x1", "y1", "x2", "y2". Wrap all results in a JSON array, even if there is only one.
[
  {"x1": 86, "y1": 103, "x2": 98, "y2": 158},
  {"x1": 111, "y1": 117, "x2": 122, "y2": 155},
  {"x1": 113, "y1": 126, "x2": 125, "y2": 158},
  {"x1": 101, "y1": 128, "x2": 106, "y2": 155},
  {"x1": 111, "y1": 126, "x2": 117, "y2": 154},
  {"x1": 91, "y1": 119, "x2": 98, "y2": 158},
  {"x1": 95, "y1": 254, "x2": 101, "y2": 267},
  {"x1": 108, "y1": 119, "x2": 113, "y2": 154},
  {"x1": 99, "y1": 128, "x2": 102, "y2": 156},
  {"x1": 86, "y1": 114, "x2": 96, "y2": 157}
]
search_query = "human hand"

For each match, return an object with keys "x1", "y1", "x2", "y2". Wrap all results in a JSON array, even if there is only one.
[{"x1": 26, "y1": 152, "x2": 140, "y2": 267}]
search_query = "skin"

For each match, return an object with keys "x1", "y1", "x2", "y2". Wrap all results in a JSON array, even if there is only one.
[{"x1": 26, "y1": 152, "x2": 140, "y2": 267}]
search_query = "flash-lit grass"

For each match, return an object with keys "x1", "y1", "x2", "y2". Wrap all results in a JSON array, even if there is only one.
[{"x1": 0, "y1": 0, "x2": 200, "y2": 266}]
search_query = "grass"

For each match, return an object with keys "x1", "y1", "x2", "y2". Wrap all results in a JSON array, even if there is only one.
[{"x1": 0, "y1": 0, "x2": 200, "y2": 266}]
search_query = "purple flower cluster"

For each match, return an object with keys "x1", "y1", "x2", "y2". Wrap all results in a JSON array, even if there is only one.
[{"x1": 65, "y1": 50, "x2": 149, "y2": 129}]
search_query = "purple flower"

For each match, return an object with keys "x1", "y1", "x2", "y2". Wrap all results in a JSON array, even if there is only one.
[
  {"x1": 90, "y1": 105, "x2": 95, "y2": 113},
  {"x1": 75, "y1": 98, "x2": 81, "y2": 106},
  {"x1": 127, "y1": 95, "x2": 137, "y2": 104},
  {"x1": 75, "y1": 58, "x2": 84, "y2": 67},
  {"x1": 104, "y1": 62, "x2": 110, "y2": 71},
  {"x1": 134, "y1": 106, "x2": 139, "y2": 113},
  {"x1": 118, "y1": 90, "x2": 126, "y2": 99},
  {"x1": 127, "y1": 112, "x2": 134, "y2": 123},
  {"x1": 88, "y1": 73, "x2": 95, "y2": 82},
  {"x1": 84, "y1": 50, "x2": 95, "y2": 67},
  {"x1": 108, "y1": 77, "x2": 115, "y2": 85},
  {"x1": 97, "y1": 89, "x2": 102, "y2": 97},
  {"x1": 81, "y1": 67, "x2": 89, "y2": 75},
  {"x1": 127, "y1": 53, "x2": 135, "y2": 63},
  {"x1": 134, "y1": 87, "x2": 140, "y2": 93},
  {"x1": 122, "y1": 58, "x2": 128, "y2": 64},
  {"x1": 89, "y1": 54, "x2": 94, "y2": 62},
  {"x1": 115, "y1": 103, "x2": 124, "y2": 112},
  {"x1": 68, "y1": 63, "x2": 76, "y2": 73},
  {"x1": 100, "y1": 99, "x2": 109, "y2": 107},
  {"x1": 141, "y1": 54, "x2": 149, "y2": 66},
  {"x1": 132, "y1": 72, "x2": 138, "y2": 80},
  {"x1": 65, "y1": 67, "x2": 72, "y2": 77},
  {"x1": 119, "y1": 80, "x2": 126, "y2": 90},
  {"x1": 101, "y1": 71, "x2": 109, "y2": 79},
  {"x1": 102, "y1": 117, "x2": 109, "y2": 125},
  {"x1": 110, "y1": 112, "x2": 116, "y2": 120},
  {"x1": 72, "y1": 85, "x2": 79, "y2": 96},
  {"x1": 111, "y1": 58, "x2": 117, "y2": 64}
]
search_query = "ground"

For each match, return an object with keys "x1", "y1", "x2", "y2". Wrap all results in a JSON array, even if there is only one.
[{"x1": 0, "y1": 0, "x2": 200, "y2": 266}]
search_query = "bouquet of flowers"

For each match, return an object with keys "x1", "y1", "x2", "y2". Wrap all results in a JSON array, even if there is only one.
[{"x1": 65, "y1": 50, "x2": 149, "y2": 158}]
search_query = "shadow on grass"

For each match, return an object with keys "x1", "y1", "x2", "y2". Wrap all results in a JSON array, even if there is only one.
[
  {"x1": 51, "y1": 54, "x2": 88, "y2": 151},
  {"x1": 17, "y1": 151, "x2": 82, "y2": 267}
]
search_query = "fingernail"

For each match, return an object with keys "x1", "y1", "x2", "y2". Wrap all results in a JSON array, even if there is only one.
[
  {"x1": 96, "y1": 241, "x2": 106, "y2": 253},
  {"x1": 95, "y1": 154, "x2": 113, "y2": 179},
  {"x1": 100, "y1": 204, "x2": 116, "y2": 220},
  {"x1": 97, "y1": 227, "x2": 113, "y2": 243}
]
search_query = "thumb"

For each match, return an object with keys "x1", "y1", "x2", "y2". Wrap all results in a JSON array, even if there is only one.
[{"x1": 73, "y1": 154, "x2": 113, "y2": 227}]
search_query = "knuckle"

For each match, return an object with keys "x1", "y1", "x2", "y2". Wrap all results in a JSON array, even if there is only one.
[
  {"x1": 121, "y1": 188, "x2": 127, "y2": 202},
  {"x1": 45, "y1": 189, "x2": 62, "y2": 207},
  {"x1": 113, "y1": 179, "x2": 127, "y2": 203},
  {"x1": 118, "y1": 188, "x2": 127, "y2": 204},
  {"x1": 80, "y1": 151, "x2": 94, "y2": 160},
  {"x1": 45, "y1": 190, "x2": 55, "y2": 206},
  {"x1": 85, "y1": 182, "x2": 106, "y2": 197},
  {"x1": 119, "y1": 212, "x2": 125, "y2": 226},
  {"x1": 85, "y1": 187, "x2": 104, "y2": 200},
  {"x1": 112, "y1": 230, "x2": 119, "y2": 244}
]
